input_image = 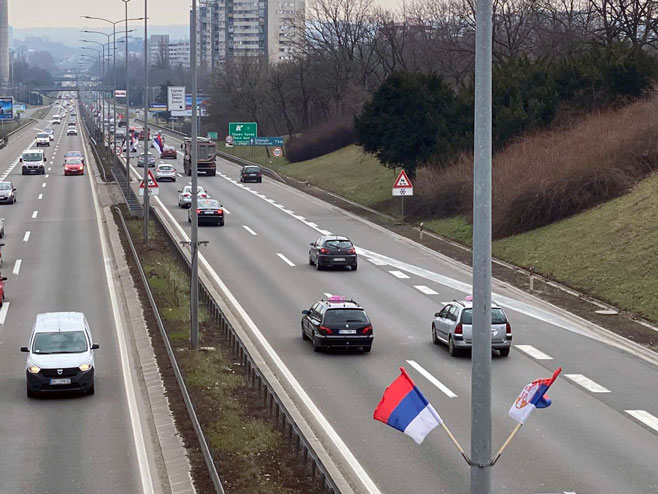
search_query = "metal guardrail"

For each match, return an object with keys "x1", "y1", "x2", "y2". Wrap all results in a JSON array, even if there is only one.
[{"x1": 115, "y1": 208, "x2": 226, "y2": 494}]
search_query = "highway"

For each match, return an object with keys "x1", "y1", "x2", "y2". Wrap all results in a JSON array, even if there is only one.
[
  {"x1": 0, "y1": 100, "x2": 150, "y2": 493},
  {"x1": 127, "y1": 128, "x2": 658, "y2": 494}
]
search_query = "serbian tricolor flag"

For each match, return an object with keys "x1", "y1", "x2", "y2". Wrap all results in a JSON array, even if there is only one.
[
  {"x1": 374, "y1": 367, "x2": 443, "y2": 444},
  {"x1": 152, "y1": 135, "x2": 163, "y2": 154},
  {"x1": 508, "y1": 367, "x2": 561, "y2": 424}
]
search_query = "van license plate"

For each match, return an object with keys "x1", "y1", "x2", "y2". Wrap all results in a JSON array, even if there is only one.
[{"x1": 50, "y1": 378, "x2": 71, "y2": 385}]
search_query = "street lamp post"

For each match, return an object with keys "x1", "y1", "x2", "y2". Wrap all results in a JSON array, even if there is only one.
[
  {"x1": 142, "y1": 0, "x2": 149, "y2": 245},
  {"x1": 190, "y1": 0, "x2": 200, "y2": 350},
  {"x1": 122, "y1": 0, "x2": 132, "y2": 186},
  {"x1": 82, "y1": 39, "x2": 107, "y2": 151}
]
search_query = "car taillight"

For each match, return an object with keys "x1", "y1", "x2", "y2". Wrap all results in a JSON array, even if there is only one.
[
  {"x1": 319, "y1": 248, "x2": 329, "y2": 254},
  {"x1": 217, "y1": 209, "x2": 223, "y2": 214},
  {"x1": 506, "y1": 322, "x2": 512, "y2": 334},
  {"x1": 184, "y1": 193, "x2": 191, "y2": 197},
  {"x1": 346, "y1": 247, "x2": 356, "y2": 254},
  {"x1": 455, "y1": 323, "x2": 463, "y2": 335},
  {"x1": 319, "y1": 325, "x2": 333, "y2": 334},
  {"x1": 362, "y1": 325, "x2": 373, "y2": 334},
  {"x1": 196, "y1": 209, "x2": 201, "y2": 214}
]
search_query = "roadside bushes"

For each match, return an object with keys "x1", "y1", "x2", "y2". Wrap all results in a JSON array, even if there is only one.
[
  {"x1": 286, "y1": 118, "x2": 355, "y2": 163},
  {"x1": 411, "y1": 93, "x2": 658, "y2": 237}
]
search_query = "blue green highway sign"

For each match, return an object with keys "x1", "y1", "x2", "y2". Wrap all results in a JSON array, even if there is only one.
[{"x1": 250, "y1": 137, "x2": 284, "y2": 146}]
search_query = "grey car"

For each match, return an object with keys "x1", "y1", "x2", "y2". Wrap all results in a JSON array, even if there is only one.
[
  {"x1": 309, "y1": 236, "x2": 358, "y2": 271},
  {"x1": 0, "y1": 181, "x2": 16, "y2": 205},
  {"x1": 431, "y1": 299, "x2": 512, "y2": 357},
  {"x1": 137, "y1": 152, "x2": 156, "y2": 167},
  {"x1": 177, "y1": 184, "x2": 208, "y2": 208}
]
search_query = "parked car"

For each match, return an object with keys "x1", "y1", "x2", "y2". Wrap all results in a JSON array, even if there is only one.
[
  {"x1": 21, "y1": 312, "x2": 100, "y2": 397},
  {"x1": 309, "y1": 236, "x2": 358, "y2": 271},
  {"x1": 240, "y1": 165, "x2": 262, "y2": 183},
  {"x1": 301, "y1": 296, "x2": 373, "y2": 352},
  {"x1": 188, "y1": 198, "x2": 225, "y2": 226},
  {"x1": 160, "y1": 145, "x2": 177, "y2": 159},
  {"x1": 0, "y1": 181, "x2": 17, "y2": 204},
  {"x1": 431, "y1": 298, "x2": 512, "y2": 357},
  {"x1": 155, "y1": 163, "x2": 176, "y2": 182},
  {"x1": 177, "y1": 184, "x2": 208, "y2": 208}
]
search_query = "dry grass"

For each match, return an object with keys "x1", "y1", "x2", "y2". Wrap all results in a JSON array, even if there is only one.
[{"x1": 412, "y1": 93, "x2": 658, "y2": 237}]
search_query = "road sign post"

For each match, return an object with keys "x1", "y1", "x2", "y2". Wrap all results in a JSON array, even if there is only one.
[{"x1": 392, "y1": 170, "x2": 413, "y2": 224}]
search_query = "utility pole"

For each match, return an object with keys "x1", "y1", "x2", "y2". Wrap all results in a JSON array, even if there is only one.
[
  {"x1": 122, "y1": 0, "x2": 131, "y2": 184},
  {"x1": 142, "y1": 0, "x2": 149, "y2": 245},
  {"x1": 471, "y1": 0, "x2": 493, "y2": 491},
  {"x1": 190, "y1": 0, "x2": 200, "y2": 350}
]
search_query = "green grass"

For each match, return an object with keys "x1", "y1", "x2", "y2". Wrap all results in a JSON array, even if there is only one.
[{"x1": 424, "y1": 217, "x2": 474, "y2": 246}]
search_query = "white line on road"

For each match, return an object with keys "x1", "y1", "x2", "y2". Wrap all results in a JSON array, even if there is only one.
[
  {"x1": 49, "y1": 161, "x2": 53, "y2": 165},
  {"x1": 45, "y1": 174, "x2": 49, "y2": 178},
  {"x1": 177, "y1": 173, "x2": 183, "y2": 177},
  {"x1": 38, "y1": 194, "x2": 43, "y2": 200},
  {"x1": 515, "y1": 345, "x2": 553, "y2": 360},
  {"x1": 324, "y1": 293, "x2": 333, "y2": 298},
  {"x1": 31, "y1": 211, "x2": 38, "y2": 219},
  {"x1": 222, "y1": 207, "x2": 231, "y2": 214},
  {"x1": 414, "y1": 285, "x2": 439, "y2": 295},
  {"x1": 276, "y1": 253, "x2": 295, "y2": 267},
  {"x1": 389, "y1": 270, "x2": 410, "y2": 279},
  {"x1": 23, "y1": 231, "x2": 30, "y2": 242},
  {"x1": 0, "y1": 302, "x2": 10, "y2": 325},
  {"x1": 318, "y1": 229, "x2": 333, "y2": 235},
  {"x1": 242, "y1": 225, "x2": 257, "y2": 236},
  {"x1": 48, "y1": 167, "x2": 51, "y2": 171},
  {"x1": 406, "y1": 360, "x2": 457, "y2": 398},
  {"x1": 625, "y1": 410, "x2": 658, "y2": 433},
  {"x1": 366, "y1": 258, "x2": 387, "y2": 266},
  {"x1": 565, "y1": 374, "x2": 610, "y2": 393},
  {"x1": 41, "y1": 182, "x2": 46, "y2": 188},
  {"x1": 12, "y1": 259, "x2": 21, "y2": 275}
]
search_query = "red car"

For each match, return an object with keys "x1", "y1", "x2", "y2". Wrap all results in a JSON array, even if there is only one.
[
  {"x1": 0, "y1": 273, "x2": 6, "y2": 307},
  {"x1": 160, "y1": 145, "x2": 177, "y2": 159},
  {"x1": 64, "y1": 158, "x2": 84, "y2": 176}
]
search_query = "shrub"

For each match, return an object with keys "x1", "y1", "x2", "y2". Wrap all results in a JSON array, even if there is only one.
[{"x1": 286, "y1": 118, "x2": 355, "y2": 163}]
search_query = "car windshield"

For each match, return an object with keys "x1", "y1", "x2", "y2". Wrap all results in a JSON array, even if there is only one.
[
  {"x1": 244, "y1": 166, "x2": 260, "y2": 173},
  {"x1": 66, "y1": 159, "x2": 82, "y2": 165},
  {"x1": 158, "y1": 165, "x2": 173, "y2": 171},
  {"x1": 23, "y1": 152, "x2": 42, "y2": 161},
  {"x1": 0, "y1": 183, "x2": 10, "y2": 190},
  {"x1": 324, "y1": 309, "x2": 368, "y2": 323},
  {"x1": 32, "y1": 331, "x2": 88, "y2": 354},
  {"x1": 200, "y1": 200, "x2": 220, "y2": 209},
  {"x1": 459, "y1": 308, "x2": 507, "y2": 325},
  {"x1": 66, "y1": 152, "x2": 82, "y2": 157},
  {"x1": 184, "y1": 186, "x2": 205, "y2": 194},
  {"x1": 325, "y1": 240, "x2": 352, "y2": 249},
  {"x1": 37, "y1": 133, "x2": 48, "y2": 138}
]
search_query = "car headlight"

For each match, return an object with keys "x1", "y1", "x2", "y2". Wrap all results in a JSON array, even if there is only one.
[
  {"x1": 79, "y1": 363, "x2": 93, "y2": 372},
  {"x1": 28, "y1": 365, "x2": 40, "y2": 374}
]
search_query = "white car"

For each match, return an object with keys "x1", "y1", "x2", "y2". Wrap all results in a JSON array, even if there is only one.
[
  {"x1": 21, "y1": 312, "x2": 100, "y2": 397},
  {"x1": 155, "y1": 163, "x2": 176, "y2": 182},
  {"x1": 36, "y1": 133, "x2": 50, "y2": 147},
  {"x1": 178, "y1": 184, "x2": 208, "y2": 208},
  {"x1": 51, "y1": 116, "x2": 61, "y2": 125},
  {"x1": 44, "y1": 128, "x2": 55, "y2": 141},
  {"x1": 67, "y1": 125, "x2": 78, "y2": 136}
]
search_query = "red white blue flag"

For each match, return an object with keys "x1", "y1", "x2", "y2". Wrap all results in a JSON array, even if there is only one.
[
  {"x1": 374, "y1": 368, "x2": 442, "y2": 444},
  {"x1": 508, "y1": 367, "x2": 561, "y2": 424}
]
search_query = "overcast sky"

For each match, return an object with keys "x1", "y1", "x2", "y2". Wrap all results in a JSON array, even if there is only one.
[{"x1": 10, "y1": 0, "x2": 402, "y2": 29}]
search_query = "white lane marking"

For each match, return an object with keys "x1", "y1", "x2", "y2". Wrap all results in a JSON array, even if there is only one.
[
  {"x1": 565, "y1": 374, "x2": 610, "y2": 393},
  {"x1": 366, "y1": 258, "x2": 387, "y2": 266},
  {"x1": 31, "y1": 211, "x2": 38, "y2": 219},
  {"x1": 23, "y1": 231, "x2": 30, "y2": 242},
  {"x1": 47, "y1": 167, "x2": 51, "y2": 171},
  {"x1": 242, "y1": 225, "x2": 257, "y2": 236},
  {"x1": 0, "y1": 302, "x2": 9, "y2": 325},
  {"x1": 12, "y1": 259, "x2": 21, "y2": 275},
  {"x1": 49, "y1": 161, "x2": 53, "y2": 165},
  {"x1": 515, "y1": 345, "x2": 553, "y2": 360},
  {"x1": 414, "y1": 285, "x2": 438, "y2": 295},
  {"x1": 84, "y1": 133, "x2": 155, "y2": 493},
  {"x1": 389, "y1": 270, "x2": 410, "y2": 279},
  {"x1": 38, "y1": 194, "x2": 43, "y2": 200},
  {"x1": 41, "y1": 183, "x2": 46, "y2": 188},
  {"x1": 323, "y1": 292, "x2": 333, "y2": 298},
  {"x1": 625, "y1": 410, "x2": 658, "y2": 433},
  {"x1": 406, "y1": 360, "x2": 457, "y2": 398},
  {"x1": 318, "y1": 229, "x2": 333, "y2": 235},
  {"x1": 222, "y1": 207, "x2": 231, "y2": 214},
  {"x1": 308, "y1": 222, "x2": 318, "y2": 227},
  {"x1": 277, "y1": 253, "x2": 295, "y2": 267},
  {"x1": 147, "y1": 193, "x2": 382, "y2": 494},
  {"x1": 177, "y1": 173, "x2": 183, "y2": 177},
  {"x1": 45, "y1": 174, "x2": 49, "y2": 178}
]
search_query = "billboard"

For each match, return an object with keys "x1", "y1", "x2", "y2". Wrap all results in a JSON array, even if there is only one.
[
  {"x1": 167, "y1": 86, "x2": 185, "y2": 111},
  {"x1": 0, "y1": 97, "x2": 13, "y2": 120},
  {"x1": 14, "y1": 104, "x2": 26, "y2": 114}
]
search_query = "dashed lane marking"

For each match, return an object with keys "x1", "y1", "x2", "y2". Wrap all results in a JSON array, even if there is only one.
[
  {"x1": 41, "y1": 183, "x2": 46, "y2": 188},
  {"x1": 38, "y1": 194, "x2": 43, "y2": 200},
  {"x1": 565, "y1": 374, "x2": 610, "y2": 393},
  {"x1": 406, "y1": 360, "x2": 457, "y2": 398},
  {"x1": 23, "y1": 231, "x2": 30, "y2": 242},
  {"x1": 12, "y1": 259, "x2": 21, "y2": 275},
  {"x1": 0, "y1": 302, "x2": 10, "y2": 325},
  {"x1": 625, "y1": 410, "x2": 658, "y2": 433},
  {"x1": 389, "y1": 270, "x2": 410, "y2": 279},
  {"x1": 276, "y1": 253, "x2": 295, "y2": 267},
  {"x1": 515, "y1": 345, "x2": 553, "y2": 360},
  {"x1": 414, "y1": 285, "x2": 439, "y2": 295},
  {"x1": 242, "y1": 225, "x2": 257, "y2": 236},
  {"x1": 366, "y1": 258, "x2": 387, "y2": 266},
  {"x1": 32, "y1": 211, "x2": 38, "y2": 219}
]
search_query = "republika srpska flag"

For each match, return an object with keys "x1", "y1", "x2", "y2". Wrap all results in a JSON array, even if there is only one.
[
  {"x1": 374, "y1": 368, "x2": 442, "y2": 444},
  {"x1": 509, "y1": 367, "x2": 561, "y2": 424}
]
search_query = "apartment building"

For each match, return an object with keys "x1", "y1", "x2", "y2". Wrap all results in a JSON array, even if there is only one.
[{"x1": 168, "y1": 41, "x2": 191, "y2": 69}]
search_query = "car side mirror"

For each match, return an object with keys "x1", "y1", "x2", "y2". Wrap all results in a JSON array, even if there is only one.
[
  {"x1": 434, "y1": 312, "x2": 441, "y2": 318},
  {"x1": 20, "y1": 346, "x2": 28, "y2": 353},
  {"x1": 19, "y1": 158, "x2": 22, "y2": 162},
  {"x1": 91, "y1": 343, "x2": 100, "y2": 350},
  {"x1": 310, "y1": 242, "x2": 315, "y2": 247},
  {"x1": 43, "y1": 157, "x2": 47, "y2": 161},
  {"x1": 0, "y1": 277, "x2": 7, "y2": 282},
  {"x1": 301, "y1": 310, "x2": 309, "y2": 315}
]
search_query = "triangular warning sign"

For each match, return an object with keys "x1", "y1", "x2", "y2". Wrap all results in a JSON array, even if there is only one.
[
  {"x1": 393, "y1": 170, "x2": 413, "y2": 188},
  {"x1": 139, "y1": 169, "x2": 160, "y2": 188}
]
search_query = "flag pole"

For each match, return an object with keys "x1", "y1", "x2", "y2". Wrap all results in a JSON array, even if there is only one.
[
  {"x1": 489, "y1": 422, "x2": 523, "y2": 466},
  {"x1": 439, "y1": 421, "x2": 472, "y2": 465}
]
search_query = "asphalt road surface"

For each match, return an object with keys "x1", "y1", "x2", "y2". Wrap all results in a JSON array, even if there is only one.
[
  {"x1": 0, "y1": 101, "x2": 146, "y2": 493},
  {"x1": 125, "y1": 127, "x2": 658, "y2": 494}
]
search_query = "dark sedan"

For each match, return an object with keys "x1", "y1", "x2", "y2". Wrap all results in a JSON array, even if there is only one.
[
  {"x1": 309, "y1": 236, "x2": 357, "y2": 271},
  {"x1": 240, "y1": 165, "x2": 262, "y2": 183},
  {"x1": 188, "y1": 198, "x2": 225, "y2": 226},
  {"x1": 137, "y1": 152, "x2": 156, "y2": 167}
]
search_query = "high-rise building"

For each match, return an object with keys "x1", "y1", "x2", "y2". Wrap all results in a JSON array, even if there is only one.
[
  {"x1": 195, "y1": 0, "x2": 304, "y2": 69},
  {"x1": 148, "y1": 35, "x2": 170, "y2": 67},
  {"x1": 168, "y1": 41, "x2": 191, "y2": 69}
]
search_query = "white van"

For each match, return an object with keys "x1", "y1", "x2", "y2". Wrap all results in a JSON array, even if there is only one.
[
  {"x1": 21, "y1": 312, "x2": 99, "y2": 397},
  {"x1": 20, "y1": 149, "x2": 46, "y2": 175}
]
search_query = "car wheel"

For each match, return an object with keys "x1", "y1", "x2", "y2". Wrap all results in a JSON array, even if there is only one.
[
  {"x1": 219, "y1": 220, "x2": 224, "y2": 226},
  {"x1": 258, "y1": 178, "x2": 262, "y2": 183},
  {"x1": 87, "y1": 384, "x2": 95, "y2": 395},
  {"x1": 312, "y1": 334, "x2": 321, "y2": 352},
  {"x1": 188, "y1": 216, "x2": 191, "y2": 223},
  {"x1": 499, "y1": 347, "x2": 510, "y2": 357},
  {"x1": 448, "y1": 336, "x2": 459, "y2": 357},
  {"x1": 27, "y1": 387, "x2": 37, "y2": 398},
  {"x1": 315, "y1": 259, "x2": 322, "y2": 271},
  {"x1": 13, "y1": 196, "x2": 16, "y2": 203},
  {"x1": 432, "y1": 325, "x2": 440, "y2": 345},
  {"x1": 362, "y1": 346, "x2": 371, "y2": 353},
  {"x1": 301, "y1": 324, "x2": 309, "y2": 341}
]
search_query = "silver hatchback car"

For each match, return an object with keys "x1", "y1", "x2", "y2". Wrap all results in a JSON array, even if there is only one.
[{"x1": 431, "y1": 299, "x2": 511, "y2": 357}]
